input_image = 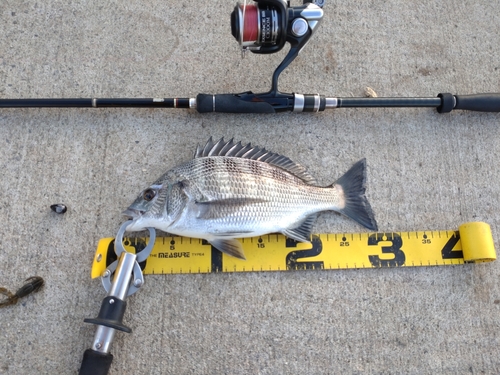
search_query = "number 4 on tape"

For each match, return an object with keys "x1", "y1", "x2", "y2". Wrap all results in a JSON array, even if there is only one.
[{"x1": 91, "y1": 222, "x2": 496, "y2": 277}]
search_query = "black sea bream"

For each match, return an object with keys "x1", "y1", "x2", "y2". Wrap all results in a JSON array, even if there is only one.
[{"x1": 124, "y1": 138, "x2": 377, "y2": 259}]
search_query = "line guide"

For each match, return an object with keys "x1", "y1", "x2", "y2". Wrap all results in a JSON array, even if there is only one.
[{"x1": 91, "y1": 222, "x2": 496, "y2": 278}]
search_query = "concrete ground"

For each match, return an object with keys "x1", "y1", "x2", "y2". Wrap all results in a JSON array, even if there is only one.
[{"x1": 1, "y1": 1, "x2": 499, "y2": 374}]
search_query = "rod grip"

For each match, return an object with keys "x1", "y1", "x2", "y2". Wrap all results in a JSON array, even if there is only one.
[
  {"x1": 196, "y1": 94, "x2": 275, "y2": 113},
  {"x1": 453, "y1": 93, "x2": 500, "y2": 112},
  {"x1": 79, "y1": 349, "x2": 113, "y2": 375}
]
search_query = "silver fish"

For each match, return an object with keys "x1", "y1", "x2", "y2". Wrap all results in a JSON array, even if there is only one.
[{"x1": 123, "y1": 137, "x2": 378, "y2": 260}]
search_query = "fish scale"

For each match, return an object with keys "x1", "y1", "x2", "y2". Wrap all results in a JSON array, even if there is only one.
[{"x1": 124, "y1": 137, "x2": 377, "y2": 259}]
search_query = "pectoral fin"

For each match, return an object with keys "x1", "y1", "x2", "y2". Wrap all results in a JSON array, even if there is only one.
[{"x1": 209, "y1": 238, "x2": 246, "y2": 260}]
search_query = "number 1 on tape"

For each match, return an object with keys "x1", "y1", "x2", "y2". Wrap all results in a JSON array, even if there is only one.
[{"x1": 91, "y1": 222, "x2": 496, "y2": 277}]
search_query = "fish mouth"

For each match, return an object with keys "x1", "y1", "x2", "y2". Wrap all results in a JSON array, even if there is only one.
[{"x1": 122, "y1": 208, "x2": 144, "y2": 220}]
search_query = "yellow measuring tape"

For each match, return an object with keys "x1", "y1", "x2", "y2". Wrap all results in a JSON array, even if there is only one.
[{"x1": 91, "y1": 222, "x2": 496, "y2": 278}]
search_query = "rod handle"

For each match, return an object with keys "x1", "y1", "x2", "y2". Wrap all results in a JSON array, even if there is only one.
[
  {"x1": 79, "y1": 349, "x2": 113, "y2": 375},
  {"x1": 196, "y1": 94, "x2": 276, "y2": 113},
  {"x1": 454, "y1": 93, "x2": 500, "y2": 112}
]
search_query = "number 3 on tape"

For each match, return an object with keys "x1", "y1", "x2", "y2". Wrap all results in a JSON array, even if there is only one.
[{"x1": 91, "y1": 222, "x2": 496, "y2": 277}]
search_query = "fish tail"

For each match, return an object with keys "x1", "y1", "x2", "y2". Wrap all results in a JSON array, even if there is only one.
[{"x1": 333, "y1": 158, "x2": 378, "y2": 231}]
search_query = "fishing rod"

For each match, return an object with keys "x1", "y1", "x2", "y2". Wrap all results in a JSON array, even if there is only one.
[{"x1": 1, "y1": 0, "x2": 499, "y2": 114}]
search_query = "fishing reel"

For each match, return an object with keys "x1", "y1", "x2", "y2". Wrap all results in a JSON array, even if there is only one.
[{"x1": 231, "y1": 0, "x2": 324, "y2": 92}]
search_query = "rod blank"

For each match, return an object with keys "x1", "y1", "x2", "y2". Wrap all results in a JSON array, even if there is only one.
[
  {"x1": 0, "y1": 98, "x2": 193, "y2": 108},
  {"x1": 336, "y1": 97, "x2": 441, "y2": 108},
  {"x1": 0, "y1": 93, "x2": 499, "y2": 113}
]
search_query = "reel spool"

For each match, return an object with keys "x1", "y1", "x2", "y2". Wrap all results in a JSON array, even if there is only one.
[
  {"x1": 231, "y1": 0, "x2": 287, "y2": 54},
  {"x1": 231, "y1": 0, "x2": 324, "y2": 91},
  {"x1": 231, "y1": 0, "x2": 324, "y2": 53}
]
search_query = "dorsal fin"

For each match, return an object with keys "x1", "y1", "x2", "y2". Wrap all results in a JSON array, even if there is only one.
[{"x1": 194, "y1": 137, "x2": 317, "y2": 184}]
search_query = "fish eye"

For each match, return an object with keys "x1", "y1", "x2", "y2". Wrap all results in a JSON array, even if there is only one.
[{"x1": 143, "y1": 189, "x2": 156, "y2": 201}]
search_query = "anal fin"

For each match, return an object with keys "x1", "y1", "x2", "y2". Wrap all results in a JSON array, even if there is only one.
[
  {"x1": 281, "y1": 214, "x2": 317, "y2": 243},
  {"x1": 209, "y1": 238, "x2": 246, "y2": 260}
]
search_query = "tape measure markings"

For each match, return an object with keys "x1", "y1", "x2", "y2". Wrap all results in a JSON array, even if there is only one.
[{"x1": 91, "y1": 222, "x2": 495, "y2": 278}]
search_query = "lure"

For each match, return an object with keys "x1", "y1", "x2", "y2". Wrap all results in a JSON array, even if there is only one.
[{"x1": 0, "y1": 276, "x2": 44, "y2": 307}]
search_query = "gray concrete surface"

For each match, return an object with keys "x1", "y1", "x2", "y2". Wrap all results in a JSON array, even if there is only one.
[{"x1": 1, "y1": 1, "x2": 499, "y2": 374}]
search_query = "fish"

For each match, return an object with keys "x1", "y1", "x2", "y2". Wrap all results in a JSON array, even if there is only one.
[{"x1": 123, "y1": 137, "x2": 378, "y2": 260}]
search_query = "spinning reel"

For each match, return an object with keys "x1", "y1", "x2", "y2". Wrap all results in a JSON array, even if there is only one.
[{"x1": 231, "y1": 0, "x2": 324, "y2": 93}]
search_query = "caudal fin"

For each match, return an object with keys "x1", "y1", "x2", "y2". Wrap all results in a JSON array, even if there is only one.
[{"x1": 334, "y1": 158, "x2": 378, "y2": 231}]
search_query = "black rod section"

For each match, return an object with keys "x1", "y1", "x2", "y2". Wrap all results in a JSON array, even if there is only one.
[
  {"x1": 454, "y1": 94, "x2": 500, "y2": 112},
  {"x1": 337, "y1": 97, "x2": 442, "y2": 108},
  {"x1": 0, "y1": 98, "x2": 93, "y2": 108},
  {"x1": 0, "y1": 98, "x2": 192, "y2": 108}
]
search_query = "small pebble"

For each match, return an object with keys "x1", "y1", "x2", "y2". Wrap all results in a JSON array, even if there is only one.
[
  {"x1": 50, "y1": 204, "x2": 67, "y2": 214},
  {"x1": 365, "y1": 87, "x2": 378, "y2": 98}
]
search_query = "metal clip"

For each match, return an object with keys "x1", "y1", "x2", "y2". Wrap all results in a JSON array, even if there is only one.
[
  {"x1": 114, "y1": 220, "x2": 156, "y2": 262},
  {"x1": 100, "y1": 221, "x2": 156, "y2": 296}
]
